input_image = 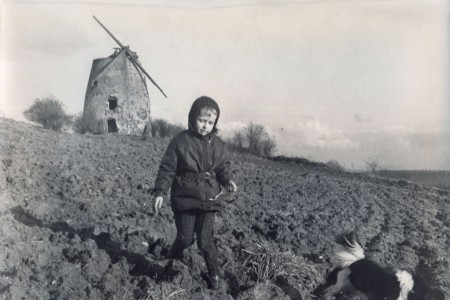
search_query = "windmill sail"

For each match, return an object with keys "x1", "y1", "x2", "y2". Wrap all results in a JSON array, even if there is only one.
[{"x1": 93, "y1": 15, "x2": 167, "y2": 98}]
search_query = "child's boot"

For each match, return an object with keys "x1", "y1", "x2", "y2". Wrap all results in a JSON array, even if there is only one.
[
  {"x1": 161, "y1": 243, "x2": 183, "y2": 259},
  {"x1": 210, "y1": 275, "x2": 220, "y2": 290}
]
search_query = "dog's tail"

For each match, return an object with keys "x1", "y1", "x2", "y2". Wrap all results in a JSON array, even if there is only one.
[{"x1": 334, "y1": 231, "x2": 365, "y2": 268}]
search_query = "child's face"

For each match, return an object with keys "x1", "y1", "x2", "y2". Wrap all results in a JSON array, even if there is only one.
[{"x1": 195, "y1": 113, "x2": 217, "y2": 136}]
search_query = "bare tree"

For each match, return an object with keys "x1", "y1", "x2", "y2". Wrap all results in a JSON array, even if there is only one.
[
  {"x1": 246, "y1": 123, "x2": 266, "y2": 155},
  {"x1": 364, "y1": 158, "x2": 380, "y2": 173},
  {"x1": 229, "y1": 122, "x2": 277, "y2": 157}
]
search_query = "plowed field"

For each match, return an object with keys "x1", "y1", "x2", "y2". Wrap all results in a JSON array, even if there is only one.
[{"x1": 0, "y1": 118, "x2": 448, "y2": 299}]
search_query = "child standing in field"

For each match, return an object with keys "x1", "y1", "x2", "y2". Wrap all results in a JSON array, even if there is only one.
[{"x1": 153, "y1": 96, "x2": 237, "y2": 289}]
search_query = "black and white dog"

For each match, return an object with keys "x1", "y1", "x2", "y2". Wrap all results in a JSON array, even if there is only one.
[{"x1": 316, "y1": 232, "x2": 445, "y2": 300}]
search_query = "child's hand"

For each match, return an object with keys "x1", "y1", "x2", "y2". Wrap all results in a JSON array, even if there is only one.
[
  {"x1": 154, "y1": 196, "x2": 164, "y2": 213},
  {"x1": 224, "y1": 181, "x2": 237, "y2": 192}
]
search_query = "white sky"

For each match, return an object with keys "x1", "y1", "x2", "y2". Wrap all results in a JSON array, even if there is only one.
[{"x1": 1, "y1": 0, "x2": 449, "y2": 170}]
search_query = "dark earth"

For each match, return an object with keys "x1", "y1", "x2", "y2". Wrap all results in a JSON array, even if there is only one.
[{"x1": 0, "y1": 117, "x2": 448, "y2": 299}]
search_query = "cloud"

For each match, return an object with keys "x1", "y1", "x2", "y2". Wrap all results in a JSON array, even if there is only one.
[
  {"x1": 354, "y1": 114, "x2": 371, "y2": 123},
  {"x1": 218, "y1": 121, "x2": 247, "y2": 139},
  {"x1": 269, "y1": 120, "x2": 449, "y2": 170},
  {"x1": 407, "y1": 131, "x2": 450, "y2": 148},
  {"x1": 301, "y1": 120, "x2": 358, "y2": 149},
  {"x1": 361, "y1": 125, "x2": 415, "y2": 136},
  {"x1": 276, "y1": 119, "x2": 359, "y2": 150},
  {"x1": 352, "y1": 128, "x2": 450, "y2": 169}
]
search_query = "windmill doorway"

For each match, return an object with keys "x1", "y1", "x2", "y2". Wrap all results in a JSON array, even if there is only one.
[{"x1": 107, "y1": 118, "x2": 118, "y2": 133}]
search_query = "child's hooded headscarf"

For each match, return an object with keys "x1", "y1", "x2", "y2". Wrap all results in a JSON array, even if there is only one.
[{"x1": 188, "y1": 96, "x2": 221, "y2": 132}]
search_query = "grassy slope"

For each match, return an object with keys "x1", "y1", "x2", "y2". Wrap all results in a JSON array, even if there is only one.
[{"x1": 0, "y1": 118, "x2": 448, "y2": 299}]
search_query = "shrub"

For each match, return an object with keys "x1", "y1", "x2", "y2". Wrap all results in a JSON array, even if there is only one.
[
  {"x1": 326, "y1": 160, "x2": 345, "y2": 172},
  {"x1": 259, "y1": 138, "x2": 277, "y2": 158},
  {"x1": 230, "y1": 130, "x2": 245, "y2": 149},
  {"x1": 229, "y1": 123, "x2": 277, "y2": 158},
  {"x1": 23, "y1": 96, "x2": 69, "y2": 131},
  {"x1": 71, "y1": 112, "x2": 84, "y2": 134},
  {"x1": 151, "y1": 119, "x2": 184, "y2": 138}
]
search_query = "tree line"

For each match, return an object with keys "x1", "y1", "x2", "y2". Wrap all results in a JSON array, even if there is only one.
[{"x1": 23, "y1": 96, "x2": 277, "y2": 158}]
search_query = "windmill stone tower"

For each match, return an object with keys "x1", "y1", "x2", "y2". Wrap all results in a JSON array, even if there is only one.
[{"x1": 81, "y1": 16, "x2": 166, "y2": 134}]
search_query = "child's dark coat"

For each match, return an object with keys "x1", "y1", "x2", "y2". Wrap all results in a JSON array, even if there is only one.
[{"x1": 154, "y1": 128, "x2": 232, "y2": 211}]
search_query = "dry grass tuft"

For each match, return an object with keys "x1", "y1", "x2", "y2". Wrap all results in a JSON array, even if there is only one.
[
  {"x1": 138, "y1": 282, "x2": 188, "y2": 300},
  {"x1": 229, "y1": 235, "x2": 324, "y2": 298}
]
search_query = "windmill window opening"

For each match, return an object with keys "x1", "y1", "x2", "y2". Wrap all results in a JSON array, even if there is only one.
[{"x1": 108, "y1": 96, "x2": 118, "y2": 110}]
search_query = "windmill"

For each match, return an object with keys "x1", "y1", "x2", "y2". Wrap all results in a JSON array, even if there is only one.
[{"x1": 81, "y1": 16, "x2": 166, "y2": 134}]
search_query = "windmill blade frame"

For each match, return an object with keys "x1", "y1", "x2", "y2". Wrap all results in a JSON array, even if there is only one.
[
  {"x1": 93, "y1": 15, "x2": 125, "y2": 49},
  {"x1": 126, "y1": 53, "x2": 167, "y2": 98},
  {"x1": 93, "y1": 15, "x2": 167, "y2": 98}
]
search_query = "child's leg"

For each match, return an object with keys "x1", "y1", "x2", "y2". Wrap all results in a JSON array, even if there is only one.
[
  {"x1": 168, "y1": 210, "x2": 196, "y2": 258},
  {"x1": 194, "y1": 211, "x2": 220, "y2": 277}
]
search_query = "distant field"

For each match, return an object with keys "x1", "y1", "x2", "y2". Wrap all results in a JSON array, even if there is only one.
[{"x1": 377, "y1": 170, "x2": 450, "y2": 190}]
